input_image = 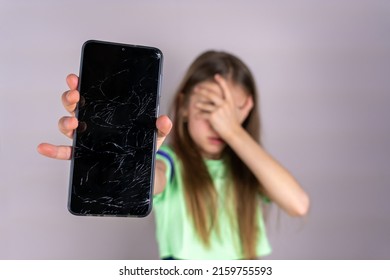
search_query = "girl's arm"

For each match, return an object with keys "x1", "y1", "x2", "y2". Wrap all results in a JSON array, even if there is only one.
[
  {"x1": 153, "y1": 117, "x2": 172, "y2": 195},
  {"x1": 226, "y1": 126, "x2": 310, "y2": 217},
  {"x1": 154, "y1": 160, "x2": 168, "y2": 195},
  {"x1": 195, "y1": 75, "x2": 309, "y2": 216}
]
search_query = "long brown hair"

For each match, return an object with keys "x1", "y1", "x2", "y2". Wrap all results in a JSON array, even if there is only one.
[{"x1": 170, "y1": 50, "x2": 265, "y2": 259}]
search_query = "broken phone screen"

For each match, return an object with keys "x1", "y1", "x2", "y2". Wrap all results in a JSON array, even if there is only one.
[{"x1": 68, "y1": 40, "x2": 163, "y2": 217}]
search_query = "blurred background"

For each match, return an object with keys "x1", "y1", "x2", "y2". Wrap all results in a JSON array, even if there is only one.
[{"x1": 1, "y1": 0, "x2": 389, "y2": 259}]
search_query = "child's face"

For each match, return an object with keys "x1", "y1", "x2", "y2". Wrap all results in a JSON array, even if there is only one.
[{"x1": 184, "y1": 80, "x2": 252, "y2": 159}]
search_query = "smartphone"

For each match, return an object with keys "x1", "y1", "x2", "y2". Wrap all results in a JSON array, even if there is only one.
[{"x1": 68, "y1": 40, "x2": 163, "y2": 217}]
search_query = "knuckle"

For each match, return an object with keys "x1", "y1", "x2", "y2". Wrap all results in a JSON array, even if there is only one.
[
  {"x1": 58, "y1": 117, "x2": 64, "y2": 128},
  {"x1": 61, "y1": 91, "x2": 68, "y2": 103}
]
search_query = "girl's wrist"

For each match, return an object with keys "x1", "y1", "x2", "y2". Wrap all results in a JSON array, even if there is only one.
[{"x1": 223, "y1": 124, "x2": 247, "y2": 147}]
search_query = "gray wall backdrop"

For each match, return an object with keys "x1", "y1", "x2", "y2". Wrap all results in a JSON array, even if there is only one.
[{"x1": 1, "y1": 0, "x2": 389, "y2": 259}]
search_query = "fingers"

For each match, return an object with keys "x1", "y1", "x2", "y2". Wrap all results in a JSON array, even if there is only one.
[
  {"x1": 37, "y1": 74, "x2": 79, "y2": 161},
  {"x1": 195, "y1": 101, "x2": 217, "y2": 113},
  {"x1": 156, "y1": 115, "x2": 172, "y2": 138},
  {"x1": 156, "y1": 115, "x2": 172, "y2": 150},
  {"x1": 58, "y1": 116, "x2": 79, "y2": 138},
  {"x1": 193, "y1": 84, "x2": 224, "y2": 108},
  {"x1": 61, "y1": 89, "x2": 80, "y2": 115},
  {"x1": 66, "y1": 74, "x2": 79, "y2": 90},
  {"x1": 194, "y1": 76, "x2": 235, "y2": 109},
  {"x1": 62, "y1": 74, "x2": 80, "y2": 115},
  {"x1": 212, "y1": 74, "x2": 254, "y2": 124},
  {"x1": 39, "y1": 116, "x2": 172, "y2": 159},
  {"x1": 214, "y1": 74, "x2": 233, "y2": 103},
  {"x1": 37, "y1": 143, "x2": 73, "y2": 160}
]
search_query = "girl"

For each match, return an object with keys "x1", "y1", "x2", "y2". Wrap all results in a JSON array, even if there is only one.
[{"x1": 38, "y1": 50, "x2": 309, "y2": 260}]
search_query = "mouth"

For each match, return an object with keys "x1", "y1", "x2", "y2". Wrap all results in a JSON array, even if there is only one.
[{"x1": 208, "y1": 137, "x2": 225, "y2": 145}]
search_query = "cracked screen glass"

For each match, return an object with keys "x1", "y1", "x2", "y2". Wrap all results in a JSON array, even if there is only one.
[{"x1": 69, "y1": 41, "x2": 162, "y2": 217}]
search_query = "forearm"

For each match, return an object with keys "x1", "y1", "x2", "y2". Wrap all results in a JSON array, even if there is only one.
[
  {"x1": 226, "y1": 127, "x2": 310, "y2": 216},
  {"x1": 153, "y1": 160, "x2": 167, "y2": 195}
]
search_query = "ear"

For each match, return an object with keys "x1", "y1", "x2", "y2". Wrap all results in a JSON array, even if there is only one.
[
  {"x1": 239, "y1": 95, "x2": 254, "y2": 124},
  {"x1": 246, "y1": 95, "x2": 254, "y2": 113}
]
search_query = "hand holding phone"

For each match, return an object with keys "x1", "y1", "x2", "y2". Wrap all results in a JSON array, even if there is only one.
[
  {"x1": 38, "y1": 75, "x2": 171, "y2": 160},
  {"x1": 37, "y1": 40, "x2": 171, "y2": 217}
]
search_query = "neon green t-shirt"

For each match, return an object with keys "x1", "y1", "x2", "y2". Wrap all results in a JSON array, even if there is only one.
[{"x1": 153, "y1": 145, "x2": 272, "y2": 260}]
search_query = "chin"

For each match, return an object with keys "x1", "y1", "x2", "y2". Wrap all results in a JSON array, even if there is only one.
[{"x1": 203, "y1": 149, "x2": 224, "y2": 160}]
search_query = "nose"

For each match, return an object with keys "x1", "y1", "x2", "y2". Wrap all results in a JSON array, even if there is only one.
[{"x1": 208, "y1": 122, "x2": 220, "y2": 136}]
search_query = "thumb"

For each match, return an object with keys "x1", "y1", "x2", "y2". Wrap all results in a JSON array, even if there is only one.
[{"x1": 156, "y1": 115, "x2": 172, "y2": 150}]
